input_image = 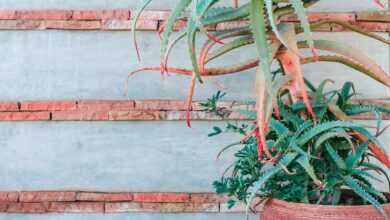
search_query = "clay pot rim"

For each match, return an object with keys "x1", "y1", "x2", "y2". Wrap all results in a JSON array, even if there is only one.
[{"x1": 265, "y1": 197, "x2": 390, "y2": 210}]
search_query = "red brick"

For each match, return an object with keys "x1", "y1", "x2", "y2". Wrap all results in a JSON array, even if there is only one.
[
  {"x1": 102, "y1": 20, "x2": 131, "y2": 30},
  {"x1": 0, "y1": 102, "x2": 19, "y2": 112},
  {"x1": 165, "y1": 111, "x2": 220, "y2": 121},
  {"x1": 21, "y1": 101, "x2": 76, "y2": 111},
  {"x1": 281, "y1": 12, "x2": 356, "y2": 22},
  {"x1": 0, "y1": 112, "x2": 49, "y2": 121},
  {"x1": 141, "y1": 202, "x2": 218, "y2": 213},
  {"x1": 44, "y1": 20, "x2": 101, "y2": 30},
  {"x1": 76, "y1": 192, "x2": 133, "y2": 202},
  {"x1": 17, "y1": 10, "x2": 72, "y2": 20},
  {"x1": 354, "y1": 22, "x2": 389, "y2": 32},
  {"x1": 0, "y1": 20, "x2": 42, "y2": 30},
  {"x1": 219, "y1": 202, "x2": 245, "y2": 213},
  {"x1": 216, "y1": 21, "x2": 249, "y2": 30},
  {"x1": 357, "y1": 11, "x2": 390, "y2": 22},
  {"x1": 135, "y1": 100, "x2": 187, "y2": 110},
  {"x1": 105, "y1": 202, "x2": 143, "y2": 213},
  {"x1": 190, "y1": 193, "x2": 227, "y2": 204},
  {"x1": 72, "y1": 10, "x2": 130, "y2": 20},
  {"x1": 20, "y1": 191, "x2": 76, "y2": 203},
  {"x1": 102, "y1": 19, "x2": 158, "y2": 30},
  {"x1": 332, "y1": 22, "x2": 388, "y2": 32},
  {"x1": 7, "y1": 202, "x2": 47, "y2": 213},
  {"x1": 0, "y1": 203, "x2": 7, "y2": 212},
  {"x1": 105, "y1": 202, "x2": 218, "y2": 213},
  {"x1": 0, "y1": 192, "x2": 19, "y2": 202},
  {"x1": 352, "y1": 112, "x2": 390, "y2": 120},
  {"x1": 109, "y1": 111, "x2": 165, "y2": 121},
  {"x1": 0, "y1": 10, "x2": 16, "y2": 19},
  {"x1": 78, "y1": 100, "x2": 135, "y2": 111},
  {"x1": 157, "y1": 19, "x2": 189, "y2": 32},
  {"x1": 48, "y1": 202, "x2": 104, "y2": 213},
  {"x1": 133, "y1": 19, "x2": 158, "y2": 30},
  {"x1": 52, "y1": 111, "x2": 108, "y2": 121},
  {"x1": 133, "y1": 193, "x2": 189, "y2": 203},
  {"x1": 137, "y1": 10, "x2": 171, "y2": 21}
]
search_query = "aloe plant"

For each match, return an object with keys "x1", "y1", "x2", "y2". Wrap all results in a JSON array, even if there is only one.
[
  {"x1": 207, "y1": 80, "x2": 389, "y2": 217},
  {"x1": 130, "y1": 0, "x2": 389, "y2": 216},
  {"x1": 131, "y1": 0, "x2": 389, "y2": 169}
]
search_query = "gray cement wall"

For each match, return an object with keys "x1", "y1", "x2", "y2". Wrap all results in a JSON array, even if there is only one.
[{"x1": 0, "y1": 0, "x2": 388, "y2": 219}]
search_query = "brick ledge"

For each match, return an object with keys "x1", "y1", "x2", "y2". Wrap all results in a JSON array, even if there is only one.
[
  {"x1": 0, "y1": 10, "x2": 388, "y2": 32},
  {"x1": 0, "y1": 99, "x2": 387, "y2": 121},
  {"x1": 0, "y1": 191, "x2": 246, "y2": 213}
]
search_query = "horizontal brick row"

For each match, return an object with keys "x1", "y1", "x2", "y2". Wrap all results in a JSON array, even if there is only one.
[
  {"x1": 0, "y1": 191, "x2": 248, "y2": 213},
  {"x1": 0, "y1": 10, "x2": 388, "y2": 32},
  {"x1": 0, "y1": 99, "x2": 386, "y2": 121}
]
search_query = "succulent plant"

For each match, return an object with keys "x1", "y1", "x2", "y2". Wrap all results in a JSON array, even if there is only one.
[{"x1": 130, "y1": 0, "x2": 389, "y2": 217}]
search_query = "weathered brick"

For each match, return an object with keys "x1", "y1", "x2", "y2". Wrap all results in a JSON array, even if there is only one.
[
  {"x1": 190, "y1": 193, "x2": 227, "y2": 204},
  {"x1": 352, "y1": 112, "x2": 390, "y2": 120},
  {"x1": 0, "y1": 10, "x2": 16, "y2": 19},
  {"x1": 0, "y1": 20, "x2": 42, "y2": 30},
  {"x1": 102, "y1": 20, "x2": 131, "y2": 30},
  {"x1": 20, "y1": 191, "x2": 76, "y2": 203},
  {"x1": 135, "y1": 100, "x2": 188, "y2": 110},
  {"x1": 137, "y1": 10, "x2": 171, "y2": 21},
  {"x1": 0, "y1": 102, "x2": 19, "y2": 112},
  {"x1": 102, "y1": 19, "x2": 157, "y2": 30},
  {"x1": 220, "y1": 199, "x2": 263, "y2": 213},
  {"x1": 0, "y1": 203, "x2": 8, "y2": 212},
  {"x1": 0, "y1": 192, "x2": 19, "y2": 202},
  {"x1": 105, "y1": 202, "x2": 143, "y2": 213},
  {"x1": 0, "y1": 112, "x2": 50, "y2": 121},
  {"x1": 133, "y1": 19, "x2": 158, "y2": 30},
  {"x1": 353, "y1": 22, "x2": 389, "y2": 32},
  {"x1": 133, "y1": 193, "x2": 190, "y2": 203},
  {"x1": 21, "y1": 101, "x2": 76, "y2": 111},
  {"x1": 52, "y1": 111, "x2": 108, "y2": 121},
  {"x1": 332, "y1": 22, "x2": 388, "y2": 32},
  {"x1": 78, "y1": 100, "x2": 135, "y2": 111},
  {"x1": 48, "y1": 202, "x2": 104, "y2": 213},
  {"x1": 281, "y1": 12, "x2": 356, "y2": 22},
  {"x1": 309, "y1": 23, "x2": 332, "y2": 32},
  {"x1": 17, "y1": 10, "x2": 72, "y2": 20},
  {"x1": 357, "y1": 11, "x2": 390, "y2": 22},
  {"x1": 72, "y1": 10, "x2": 130, "y2": 20},
  {"x1": 109, "y1": 111, "x2": 165, "y2": 121},
  {"x1": 7, "y1": 202, "x2": 47, "y2": 213},
  {"x1": 216, "y1": 21, "x2": 249, "y2": 30},
  {"x1": 105, "y1": 202, "x2": 217, "y2": 213},
  {"x1": 165, "y1": 111, "x2": 220, "y2": 121},
  {"x1": 76, "y1": 192, "x2": 133, "y2": 202},
  {"x1": 141, "y1": 202, "x2": 219, "y2": 213},
  {"x1": 219, "y1": 202, "x2": 245, "y2": 213},
  {"x1": 44, "y1": 20, "x2": 101, "y2": 30}
]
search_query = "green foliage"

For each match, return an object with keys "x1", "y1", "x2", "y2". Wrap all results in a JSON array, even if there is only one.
[
  {"x1": 209, "y1": 81, "x2": 389, "y2": 217},
  {"x1": 132, "y1": 0, "x2": 389, "y2": 218}
]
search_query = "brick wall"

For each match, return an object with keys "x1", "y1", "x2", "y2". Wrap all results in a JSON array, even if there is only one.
[{"x1": 0, "y1": 1, "x2": 388, "y2": 219}]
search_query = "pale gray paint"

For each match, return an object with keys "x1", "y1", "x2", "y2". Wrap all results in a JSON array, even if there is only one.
[
  {"x1": 0, "y1": 121, "x2": 241, "y2": 192},
  {"x1": 0, "y1": 31, "x2": 387, "y2": 101}
]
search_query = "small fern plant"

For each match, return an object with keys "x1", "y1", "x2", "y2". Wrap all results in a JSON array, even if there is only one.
[{"x1": 205, "y1": 80, "x2": 389, "y2": 218}]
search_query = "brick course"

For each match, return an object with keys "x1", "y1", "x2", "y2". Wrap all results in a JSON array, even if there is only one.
[
  {"x1": 0, "y1": 10, "x2": 387, "y2": 32},
  {"x1": 0, "y1": 99, "x2": 384, "y2": 121}
]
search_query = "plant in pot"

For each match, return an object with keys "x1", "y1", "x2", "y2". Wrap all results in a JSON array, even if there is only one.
[{"x1": 130, "y1": 0, "x2": 390, "y2": 219}]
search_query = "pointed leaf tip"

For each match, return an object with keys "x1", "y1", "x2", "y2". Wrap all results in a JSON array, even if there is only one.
[{"x1": 374, "y1": 0, "x2": 385, "y2": 8}]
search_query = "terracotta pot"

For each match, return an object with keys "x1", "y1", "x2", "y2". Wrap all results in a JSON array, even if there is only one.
[{"x1": 261, "y1": 198, "x2": 390, "y2": 220}]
